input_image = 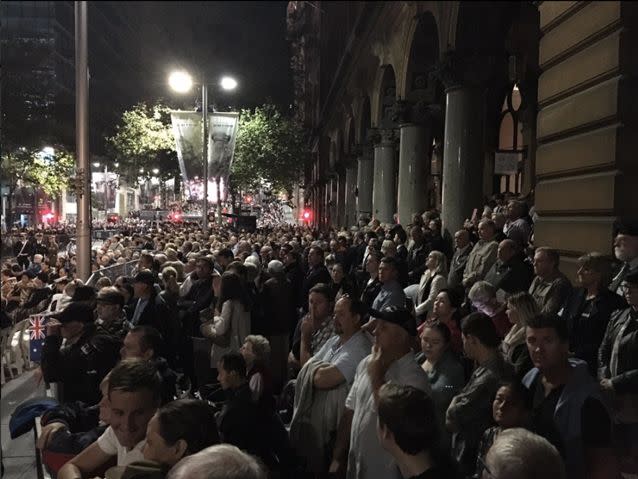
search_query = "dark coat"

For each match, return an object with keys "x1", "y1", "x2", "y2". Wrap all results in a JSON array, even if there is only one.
[
  {"x1": 598, "y1": 307, "x2": 638, "y2": 394},
  {"x1": 407, "y1": 242, "x2": 428, "y2": 285},
  {"x1": 285, "y1": 263, "x2": 304, "y2": 310},
  {"x1": 301, "y1": 265, "x2": 331, "y2": 312},
  {"x1": 448, "y1": 246, "x2": 471, "y2": 289},
  {"x1": 560, "y1": 288, "x2": 626, "y2": 375},
  {"x1": 261, "y1": 275, "x2": 296, "y2": 335},
  {"x1": 41, "y1": 326, "x2": 121, "y2": 404},
  {"x1": 360, "y1": 276, "x2": 383, "y2": 313},
  {"x1": 217, "y1": 383, "x2": 292, "y2": 469},
  {"x1": 485, "y1": 256, "x2": 534, "y2": 297}
]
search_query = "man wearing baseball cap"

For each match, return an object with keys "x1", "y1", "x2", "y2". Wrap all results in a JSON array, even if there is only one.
[
  {"x1": 329, "y1": 306, "x2": 430, "y2": 479},
  {"x1": 41, "y1": 302, "x2": 121, "y2": 404}
]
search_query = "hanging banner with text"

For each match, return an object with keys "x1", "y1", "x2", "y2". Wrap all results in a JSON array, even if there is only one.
[
  {"x1": 494, "y1": 151, "x2": 522, "y2": 175},
  {"x1": 170, "y1": 111, "x2": 240, "y2": 200}
]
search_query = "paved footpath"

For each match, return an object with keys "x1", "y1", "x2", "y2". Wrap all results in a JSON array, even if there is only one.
[{"x1": 1, "y1": 370, "x2": 45, "y2": 479}]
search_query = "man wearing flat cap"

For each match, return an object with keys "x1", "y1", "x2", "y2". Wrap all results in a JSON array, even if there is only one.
[
  {"x1": 41, "y1": 302, "x2": 121, "y2": 404},
  {"x1": 610, "y1": 220, "x2": 638, "y2": 295},
  {"x1": 329, "y1": 306, "x2": 430, "y2": 479},
  {"x1": 95, "y1": 286, "x2": 127, "y2": 338}
]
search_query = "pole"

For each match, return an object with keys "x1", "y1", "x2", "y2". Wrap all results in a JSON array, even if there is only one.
[
  {"x1": 216, "y1": 176, "x2": 222, "y2": 224},
  {"x1": 75, "y1": 1, "x2": 91, "y2": 282},
  {"x1": 104, "y1": 164, "x2": 108, "y2": 220},
  {"x1": 202, "y1": 82, "x2": 209, "y2": 231}
]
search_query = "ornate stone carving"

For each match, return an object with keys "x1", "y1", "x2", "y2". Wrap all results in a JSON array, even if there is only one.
[
  {"x1": 430, "y1": 50, "x2": 499, "y2": 90},
  {"x1": 367, "y1": 127, "x2": 397, "y2": 147}
]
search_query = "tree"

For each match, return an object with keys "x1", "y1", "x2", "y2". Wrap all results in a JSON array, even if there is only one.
[
  {"x1": 0, "y1": 147, "x2": 75, "y2": 226},
  {"x1": 231, "y1": 103, "x2": 308, "y2": 198},
  {"x1": 106, "y1": 102, "x2": 179, "y2": 184}
]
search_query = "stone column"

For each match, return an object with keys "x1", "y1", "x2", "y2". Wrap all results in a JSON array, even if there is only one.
[
  {"x1": 356, "y1": 144, "x2": 373, "y2": 222},
  {"x1": 372, "y1": 128, "x2": 397, "y2": 224},
  {"x1": 396, "y1": 101, "x2": 433, "y2": 225},
  {"x1": 344, "y1": 161, "x2": 358, "y2": 227},
  {"x1": 336, "y1": 168, "x2": 346, "y2": 228},
  {"x1": 433, "y1": 52, "x2": 489, "y2": 236}
]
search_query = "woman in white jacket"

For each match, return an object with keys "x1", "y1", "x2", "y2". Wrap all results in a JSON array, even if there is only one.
[
  {"x1": 200, "y1": 272, "x2": 251, "y2": 368},
  {"x1": 414, "y1": 250, "x2": 448, "y2": 319}
]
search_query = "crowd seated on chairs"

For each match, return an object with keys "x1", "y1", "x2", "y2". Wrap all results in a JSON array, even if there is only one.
[{"x1": 0, "y1": 210, "x2": 636, "y2": 479}]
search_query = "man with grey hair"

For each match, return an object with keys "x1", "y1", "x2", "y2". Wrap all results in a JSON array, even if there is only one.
[
  {"x1": 484, "y1": 239, "x2": 534, "y2": 301},
  {"x1": 167, "y1": 444, "x2": 266, "y2": 479},
  {"x1": 484, "y1": 428, "x2": 565, "y2": 479}
]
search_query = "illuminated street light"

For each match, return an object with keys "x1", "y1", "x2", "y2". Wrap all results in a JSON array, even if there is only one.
[
  {"x1": 92, "y1": 162, "x2": 101, "y2": 167},
  {"x1": 168, "y1": 70, "x2": 193, "y2": 93},
  {"x1": 220, "y1": 76, "x2": 238, "y2": 91},
  {"x1": 152, "y1": 168, "x2": 160, "y2": 175},
  {"x1": 167, "y1": 69, "x2": 238, "y2": 229}
]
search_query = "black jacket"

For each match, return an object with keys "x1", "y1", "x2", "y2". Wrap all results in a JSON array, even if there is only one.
[
  {"x1": 285, "y1": 263, "x2": 304, "y2": 310},
  {"x1": 484, "y1": 256, "x2": 534, "y2": 297},
  {"x1": 598, "y1": 307, "x2": 638, "y2": 394},
  {"x1": 360, "y1": 276, "x2": 383, "y2": 313},
  {"x1": 41, "y1": 326, "x2": 121, "y2": 404},
  {"x1": 560, "y1": 288, "x2": 626, "y2": 375},
  {"x1": 127, "y1": 295, "x2": 181, "y2": 368},
  {"x1": 217, "y1": 383, "x2": 292, "y2": 469},
  {"x1": 301, "y1": 265, "x2": 331, "y2": 312},
  {"x1": 448, "y1": 246, "x2": 471, "y2": 289},
  {"x1": 407, "y1": 242, "x2": 428, "y2": 285},
  {"x1": 261, "y1": 276, "x2": 296, "y2": 335}
]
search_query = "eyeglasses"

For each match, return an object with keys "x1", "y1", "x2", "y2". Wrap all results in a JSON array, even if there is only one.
[{"x1": 476, "y1": 455, "x2": 497, "y2": 479}]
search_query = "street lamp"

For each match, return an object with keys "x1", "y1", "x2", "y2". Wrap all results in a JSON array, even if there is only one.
[{"x1": 168, "y1": 69, "x2": 237, "y2": 230}]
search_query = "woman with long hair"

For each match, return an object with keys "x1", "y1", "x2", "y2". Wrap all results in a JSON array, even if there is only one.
[
  {"x1": 201, "y1": 272, "x2": 251, "y2": 368},
  {"x1": 413, "y1": 251, "x2": 448, "y2": 320},
  {"x1": 502, "y1": 291, "x2": 539, "y2": 378}
]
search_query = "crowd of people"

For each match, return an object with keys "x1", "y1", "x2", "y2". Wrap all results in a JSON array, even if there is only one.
[{"x1": 1, "y1": 195, "x2": 637, "y2": 479}]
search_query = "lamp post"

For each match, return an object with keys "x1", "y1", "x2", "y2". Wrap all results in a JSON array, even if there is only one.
[{"x1": 168, "y1": 70, "x2": 237, "y2": 230}]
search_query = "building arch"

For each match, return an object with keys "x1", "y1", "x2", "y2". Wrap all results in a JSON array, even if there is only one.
[
  {"x1": 400, "y1": 11, "x2": 439, "y2": 102},
  {"x1": 372, "y1": 65, "x2": 397, "y2": 127}
]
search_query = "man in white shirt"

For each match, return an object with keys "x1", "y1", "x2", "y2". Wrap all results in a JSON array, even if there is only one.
[
  {"x1": 329, "y1": 306, "x2": 430, "y2": 479},
  {"x1": 57, "y1": 358, "x2": 162, "y2": 479}
]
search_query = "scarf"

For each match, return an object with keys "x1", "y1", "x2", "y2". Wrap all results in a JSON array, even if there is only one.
[{"x1": 501, "y1": 323, "x2": 525, "y2": 361}]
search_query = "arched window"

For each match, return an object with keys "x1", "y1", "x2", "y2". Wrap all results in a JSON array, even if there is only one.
[{"x1": 496, "y1": 83, "x2": 525, "y2": 194}]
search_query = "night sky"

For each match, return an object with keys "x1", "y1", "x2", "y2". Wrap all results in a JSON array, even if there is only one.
[{"x1": 120, "y1": 1, "x2": 293, "y2": 111}]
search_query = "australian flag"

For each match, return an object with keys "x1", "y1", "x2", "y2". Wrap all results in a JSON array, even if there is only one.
[{"x1": 28, "y1": 315, "x2": 48, "y2": 363}]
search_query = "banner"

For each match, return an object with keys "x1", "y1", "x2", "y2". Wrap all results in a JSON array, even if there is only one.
[{"x1": 170, "y1": 111, "x2": 240, "y2": 200}]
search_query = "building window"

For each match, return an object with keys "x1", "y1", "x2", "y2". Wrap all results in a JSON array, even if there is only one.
[{"x1": 496, "y1": 83, "x2": 525, "y2": 194}]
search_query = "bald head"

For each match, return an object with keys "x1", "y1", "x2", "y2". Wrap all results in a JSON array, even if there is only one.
[{"x1": 454, "y1": 229, "x2": 470, "y2": 250}]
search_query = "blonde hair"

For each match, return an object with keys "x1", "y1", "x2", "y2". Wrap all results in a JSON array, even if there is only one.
[
  {"x1": 428, "y1": 250, "x2": 448, "y2": 277},
  {"x1": 506, "y1": 292, "x2": 539, "y2": 326}
]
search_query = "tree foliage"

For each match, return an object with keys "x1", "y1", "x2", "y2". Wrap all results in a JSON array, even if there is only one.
[
  {"x1": 231, "y1": 104, "x2": 307, "y2": 195},
  {"x1": 106, "y1": 102, "x2": 178, "y2": 183},
  {"x1": 0, "y1": 147, "x2": 75, "y2": 197}
]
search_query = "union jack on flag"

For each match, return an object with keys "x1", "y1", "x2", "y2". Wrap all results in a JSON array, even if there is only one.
[{"x1": 29, "y1": 316, "x2": 46, "y2": 340}]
